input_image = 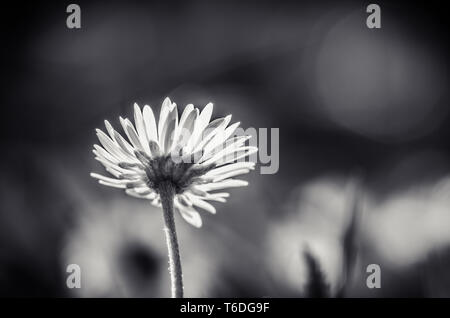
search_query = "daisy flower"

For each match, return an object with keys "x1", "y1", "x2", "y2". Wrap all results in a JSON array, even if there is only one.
[{"x1": 90, "y1": 97, "x2": 258, "y2": 297}]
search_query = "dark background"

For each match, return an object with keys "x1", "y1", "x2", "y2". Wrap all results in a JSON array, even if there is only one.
[{"x1": 0, "y1": 0, "x2": 449, "y2": 297}]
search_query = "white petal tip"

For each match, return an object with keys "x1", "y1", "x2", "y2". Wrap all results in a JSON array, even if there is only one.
[
  {"x1": 90, "y1": 172, "x2": 101, "y2": 179},
  {"x1": 204, "y1": 103, "x2": 213, "y2": 112},
  {"x1": 193, "y1": 222, "x2": 202, "y2": 228}
]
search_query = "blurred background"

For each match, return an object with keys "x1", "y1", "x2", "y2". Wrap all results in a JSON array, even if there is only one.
[{"x1": 0, "y1": 0, "x2": 449, "y2": 297}]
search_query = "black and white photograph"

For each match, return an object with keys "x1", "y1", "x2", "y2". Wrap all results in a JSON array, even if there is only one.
[{"x1": 0, "y1": 0, "x2": 449, "y2": 307}]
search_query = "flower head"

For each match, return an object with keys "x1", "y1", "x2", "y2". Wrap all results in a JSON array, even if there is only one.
[{"x1": 91, "y1": 98, "x2": 258, "y2": 227}]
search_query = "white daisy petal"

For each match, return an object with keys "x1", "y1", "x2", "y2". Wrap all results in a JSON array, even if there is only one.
[
  {"x1": 215, "y1": 146, "x2": 258, "y2": 166},
  {"x1": 206, "y1": 161, "x2": 255, "y2": 177},
  {"x1": 132, "y1": 186, "x2": 152, "y2": 194},
  {"x1": 178, "y1": 193, "x2": 193, "y2": 206},
  {"x1": 105, "y1": 167, "x2": 123, "y2": 179},
  {"x1": 125, "y1": 188, "x2": 156, "y2": 200},
  {"x1": 187, "y1": 194, "x2": 217, "y2": 214},
  {"x1": 193, "y1": 115, "x2": 232, "y2": 153},
  {"x1": 175, "y1": 104, "x2": 197, "y2": 147},
  {"x1": 94, "y1": 155, "x2": 119, "y2": 172},
  {"x1": 125, "y1": 189, "x2": 147, "y2": 199},
  {"x1": 202, "y1": 121, "x2": 241, "y2": 156},
  {"x1": 96, "y1": 129, "x2": 127, "y2": 161},
  {"x1": 133, "y1": 103, "x2": 151, "y2": 155},
  {"x1": 119, "y1": 171, "x2": 146, "y2": 180},
  {"x1": 175, "y1": 200, "x2": 203, "y2": 228},
  {"x1": 93, "y1": 151, "x2": 136, "y2": 175},
  {"x1": 120, "y1": 117, "x2": 147, "y2": 153},
  {"x1": 187, "y1": 103, "x2": 213, "y2": 151},
  {"x1": 143, "y1": 105, "x2": 158, "y2": 142},
  {"x1": 149, "y1": 140, "x2": 161, "y2": 157},
  {"x1": 91, "y1": 173, "x2": 128, "y2": 185},
  {"x1": 183, "y1": 108, "x2": 198, "y2": 135},
  {"x1": 203, "y1": 197, "x2": 226, "y2": 203},
  {"x1": 197, "y1": 179, "x2": 249, "y2": 191},
  {"x1": 104, "y1": 120, "x2": 116, "y2": 140},
  {"x1": 203, "y1": 192, "x2": 230, "y2": 203},
  {"x1": 158, "y1": 97, "x2": 173, "y2": 139},
  {"x1": 151, "y1": 197, "x2": 162, "y2": 208},
  {"x1": 160, "y1": 106, "x2": 178, "y2": 154},
  {"x1": 93, "y1": 144, "x2": 119, "y2": 163},
  {"x1": 202, "y1": 135, "x2": 251, "y2": 162},
  {"x1": 202, "y1": 142, "x2": 256, "y2": 166},
  {"x1": 112, "y1": 131, "x2": 136, "y2": 159},
  {"x1": 90, "y1": 172, "x2": 120, "y2": 184},
  {"x1": 188, "y1": 186, "x2": 208, "y2": 197},
  {"x1": 178, "y1": 104, "x2": 194, "y2": 130},
  {"x1": 98, "y1": 180, "x2": 127, "y2": 189}
]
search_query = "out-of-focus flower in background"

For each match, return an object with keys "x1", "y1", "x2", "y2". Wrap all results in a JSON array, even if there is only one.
[
  {"x1": 62, "y1": 201, "x2": 166, "y2": 297},
  {"x1": 365, "y1": 176, "x2": 450, "y2": 268}
]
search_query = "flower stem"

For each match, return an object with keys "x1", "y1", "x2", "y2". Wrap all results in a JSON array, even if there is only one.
[{"x1": 159, "y1": 181, "x2": 184, "y2": 298}]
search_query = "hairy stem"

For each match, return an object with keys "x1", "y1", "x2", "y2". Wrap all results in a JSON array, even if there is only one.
[{"x1": 159, "y1": 181, "x2": 184, "y2": 298}]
